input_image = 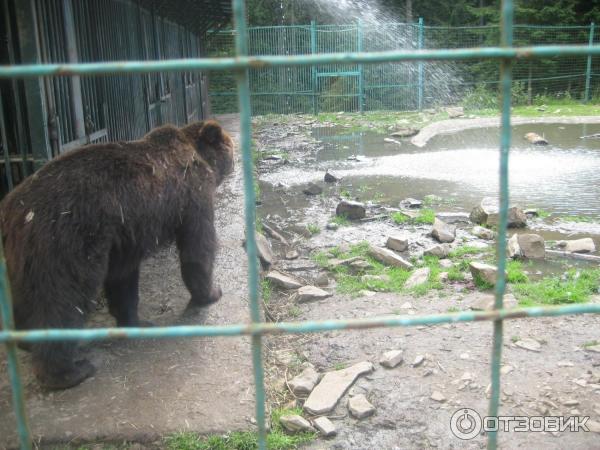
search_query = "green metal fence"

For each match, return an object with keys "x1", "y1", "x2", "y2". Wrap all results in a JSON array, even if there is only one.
[
  {"x1": 1, "y1": 0, "x2": 600, "y2": 449},
  {"x1": 208, "y1": 20, "x2": 600, "y2": 115}
]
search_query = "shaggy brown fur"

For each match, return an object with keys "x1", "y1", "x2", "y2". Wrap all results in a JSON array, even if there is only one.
[{"x1": 0, "y1": 120, "x2": 234, "y2": 390}]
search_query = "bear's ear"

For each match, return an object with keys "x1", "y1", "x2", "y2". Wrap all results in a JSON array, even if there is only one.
[{"x1": 199, "y1": 121, "x2": 225, "y2": 146}]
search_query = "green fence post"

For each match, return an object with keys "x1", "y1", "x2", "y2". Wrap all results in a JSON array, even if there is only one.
[
  {"x1": 417, "y1": 17, "x2": 424, "y2": 110},
  {"x1": 584, "y1": 22, "x2": 595, "y2": 102},
  {"x1": 311, "y1": 20, "x2": 318, "y2": 115},
  {"x1": 357, "y1": 19, "x2": 365, "y2": 113},
  {"x1": 0, "y1": 238, "x2": 32, "y2": 449}
]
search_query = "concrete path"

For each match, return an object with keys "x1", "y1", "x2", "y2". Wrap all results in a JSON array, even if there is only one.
[{"x1": 0, "y1": 114, "x2": 255, "y2": 448}]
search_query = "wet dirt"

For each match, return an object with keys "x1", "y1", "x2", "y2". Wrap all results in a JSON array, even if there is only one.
[{"x1": 0, "y1": 114, "x2": 255, "y2": 449}]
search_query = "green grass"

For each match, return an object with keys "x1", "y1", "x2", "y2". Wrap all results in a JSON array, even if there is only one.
[
  {"x1": 331, "y1": 214, "x2": 351, "y2": 226},
  {"x1": 583, "y1": 340, "x2": 600, "y2": 347},
  {"x1": 340, "y1": 189, "x2": 352, "y2": 199},
  {"x1": 447, "y1": 306, "x2": 459, "y2": 313},
  {"x1": 423, "y1": 194, "x2": 456, "y2": 207},
  {"x1": 536, "y1": 209, "x2": 551, "y2": 219},
  {"x1": 448, "y1": 245, "x2": 489, "y2": 259},
  {"x1": 261, "y1": 279, "x2": 272, "y2": 304},
  {"x1": 506, "y1": 260, "x2": 529, "y2": 284},
  {"x1": 391, "y1": 208, "x2": 435, "y2": 226},
  {"x1": 447, "y1": 265, "x2": 465, "y2": 282},
  {"x1": 165, "y1": 409, "x2": 315, "y2": 450},
  {"x1": 306, "y1": 223, "x2": 321, "y2": 235},
  {"x1": 512, "y1": 269, "x2": 600, "y2": 306},
  {"x1": 557, "y1": 215, "x2": 596, "y2": 223},
  {"x1": 510, "y1": 335, "x2": 520, "y2": 343}
]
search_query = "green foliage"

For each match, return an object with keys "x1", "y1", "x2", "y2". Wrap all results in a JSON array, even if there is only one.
[
  {"x1": 261, "y1": 279, "x2": 272, "y2": 304},
  {"x1": 391, "y1": 211, "x2": 410, "y2": 225},
  {"x1": 506, "y1": 260, "x2": 529, "y2": 284},
  {"x1": 331, "y1": 214, "x2": 351, "y2": 226},
  {"x1": 306, "y1": 223, "x2": 321, "y2": 235},
  {"x1": 557, "y1": 215, "x2": 595, "y2": 223},
  {"x1": 391, "y1": 209, "x2": 435, "y2": 225},
  {"x1": 449, "y1": 245, "x2": 488, "y2": 259},
  {"x1": 513, "y1": 269, "x2": 600, "y2": 306}
]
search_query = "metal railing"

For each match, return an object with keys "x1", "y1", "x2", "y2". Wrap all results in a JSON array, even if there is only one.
[{"x1": 1, "y1": 1, "x2": 600, "y2": 449}]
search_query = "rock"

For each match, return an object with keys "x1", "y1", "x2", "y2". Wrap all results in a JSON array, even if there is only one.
[
  {"x1": 431, "y1": 218, "x2": 456, "y2": 243},
  {"x1": 469, "y1": 262, "x2": 499, "y2": 286},
  {"x1": 500, "y1": 365, "x2": 514, "y2": 375},
  {"x1": 313, "y1": 416, "x2": 336, "y2": 437},
  {"x1": 424, "y1": 244, "x2": 450, "y2": 258},
  {"x1": 400, "y1": 301, "x2": 413, "y2": 309},
  {"x1": 266, "y1": 270, "x2": 303, "y2": 289},
  {"x1": 336, "y1": 200, "x2": 366, "y2": 220},
  {"x1": 439, "y1": 259, "x2": 453, "y2": 268},
  {"x1": 348, "y1": 394, "x2": 375, "y2": 419},
  {"x1": 412, "y1": 355, "x2": 425, "y2": 367},
  {"x1": 304, "y1": 361, "x2": 374, "y2": 415},
  {"x1": 315, "y1": 272, "x2": 329, "y2": 287},
  {"x1": 557, "y1": 361, "x2": 574, "y2": 367},
  {"x1": 255, "y1": 233, "x2": 273, "y2": 269},
  {"x1": 435, "y1": 212, "x2": 471, "y2": 225},
  {"x1": 361, "y1": 274, "x2": 390, "y2": 283},
  {"x1": 384, "y1": 137, "x2": 402, "y2": 145},
  {"x1": 446, "y1": 106, "x2": 465, "y2": 118},
  {"x1": 562, "y1": 399, "x2": 580, "y2": 407},
  {"x1": 386, "y1": 235, "x2": 409, "y2": 252},
  {"x1": 326, "y1": 222, "x2": 339, "y2": 231},
  {"x1": 430, "y1": 391, "x2": 446, "y2": 402},
  {"x1": 391, "y1": 127, "x2": 418, "y2": 138},
  {"x1": 368, "y1": 245, "x2": 414, "y2": 269},
  {"x1": 404, "y1": 268, "x2": 430, "y2": 289},
  {"x1": 349, "y1": 260, "x2": 373, "y2": 271},
  {"x1": 560, "y1": 238, "x2": 596, "y2": 254},
  {"x1": 280, "y1": 415, "x2": 314, "y2": 433},
  {"x1": 470, "y1": 197, "x2": 527, "y2": 228},
  {"x1": 515, "y1": 338, "x2": 541, "y2": 352},
  {"x1": 507, "y1": 233, "x2": 545, "y2": 259},
  {"x1": 289, "y1": 366, "x2": 320, "y2": 396},
  {"x1": 295, "y1": 286, "x2": 332, "y2": 303},
  {"x1": 524, "y1": 208, "x2": 539, "y2": 217},
  {"x1": 472, "y1": 225, "x2": 496, "y2": 240},
  {"x1": 524, "y1": 132, "x2": 548, "y2": 145},
  {"x1": 285, "y1": 250, "x2": 300, "y2": 260},
  {"x1": 324, "y1": 171, "x2": 340, "y2": 183},
  {"x1": 303, "y1": 182, "x2": 322, "y2": 195},
  {"x1": 470, "y1": 293, "x2": 518, "y2": 310},
  {"x1": 379, "y1": 350, "x2": 404, "y2": 368},
  {"x1": 399, "y1": 198, "x2": 422, "y2": 209},
  {"x1": 439, "y1": 272, "x2": 449, "y2": 282}
]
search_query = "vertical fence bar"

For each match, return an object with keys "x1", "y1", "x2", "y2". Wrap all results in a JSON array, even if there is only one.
[
  {"x1": 488, "y1": 1, "x2": 513, "y2": 449},
  {"x1": 357, "y1": 19, "x2": 364, "y2": 114},
  {"x1": 0, "y1": 93, "x2": 14, "y2": 192},
  {"x1": 0, "y1": 238, "x2": 32, "y2": 449},
  {"x1": 231, "y1": 1, "x2": 267, "y2": 449},
  {"x1": 584, "y1": 22, "x2": 595, "y2": 102},
  {"x1": 417, "y1": 17, "x2": 424, "y2": 110},
  {"x1": 311, "y1": 20, "x2": 317, "y2": 115}
]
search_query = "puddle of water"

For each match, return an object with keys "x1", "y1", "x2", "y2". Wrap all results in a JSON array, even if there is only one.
[{"x1": 263, "y1": 123, "x2": 600, "y2": 219}]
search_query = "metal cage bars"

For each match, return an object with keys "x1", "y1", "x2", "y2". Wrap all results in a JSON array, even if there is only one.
[{"x1": 2, "y1": 0, "x2": 600, "y2": 449}]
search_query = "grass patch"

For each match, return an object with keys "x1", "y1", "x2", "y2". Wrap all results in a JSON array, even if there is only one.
[
  {"x1": 449, "y1": 245, "x2": 488, "y2": 259},
  {"x1": 537, "y1": 209, "x2": 551, "y2": 219},
  {"x1": 261, "y1": 279, "x2": 272, "y2": 304},
  {"x1": 331, "y1": 214, "x2": 350, "y2": 226},
  {"x1": 473, "y1": 272, "x2": 494, "y2": 290},
  {"x1": 391, "y1": 211, "x2": 410, "y2": 224},
  {"x1": 306, "y1": 223, "x2": 321, "y2": 235},
  {"x1": 391, "y1": 208, "x2": 435, "y2": 226},
  {"x1": 165, "y1": 409, "x2": 315, "y2": 450},
  {"x1": 583, "y1": 340, "x2": 600, "y2": 348},
  {"x1": 410, "y1": 256, "x2": 443, "y2": 296},
  {"x1": 423, "y1": 194, "x2": 456, "y2": 207},
  {"x1": 512, "y1": 269, "x2": 600, "y2": 306},
  {"x1": 506, "y1": 260, "x2": 529, "y2": 284},
  {"x1": 447, "y1": 265, "x2": 465, "y2": 282},
  {"x1": 557, "y1": 215, "x2": 595, "y2": 223},
  {"x1": 447, "y1": 306, "x2": 459, "y2": 313}
]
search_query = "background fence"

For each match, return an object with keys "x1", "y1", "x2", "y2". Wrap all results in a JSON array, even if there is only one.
[{"x1": 208, "y1": 21, "x2": 600, "y2": 115}]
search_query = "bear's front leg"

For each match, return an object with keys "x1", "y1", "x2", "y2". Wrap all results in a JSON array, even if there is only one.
[
  {"x1": 32, "y1": 341, "x2": 95, "y2": 390},
  {"x1": 176, "y1": 207, "x2": 222, "y2": 308}
]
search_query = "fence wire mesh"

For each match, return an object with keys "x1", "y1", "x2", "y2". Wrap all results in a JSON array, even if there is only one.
[
  {"x1": 208, "y1": 21, "x2": 600, "y2": 115},
  {"x1": 1, "y1": 1, "x2": 600, "y2": 450}
]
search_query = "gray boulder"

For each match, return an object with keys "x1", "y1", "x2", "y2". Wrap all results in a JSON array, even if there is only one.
[
  {"x1": 470, "y1": 197, "x2": 527, "y2": 228},
  {"x1": 336, "y1": 200, "x2": 366, "y2": 220},
  {"x1": 424, "y1": 244, "x2": 450, "y2": 258},
  {"x1": 558, "y1": 238, "x2": 596, "y2": 254},
  {"x1": 507, "y1": 233, "x2": 545, "y2": 259},
  {"x1": 472, "y1": 225, "x2": 496, "y2": 241},
  {"x1": 404, "y1": 268, "x2": 430, "y2": 289},
  {"x1": 303, "y1": 183, "x2": 322, "y2": 195},
  {"x1": 431, "y1": 218, "x2": 456, "y2": 243},
  {"x1": 386, "y1": 234, "x2": 409, "y2": 252}
]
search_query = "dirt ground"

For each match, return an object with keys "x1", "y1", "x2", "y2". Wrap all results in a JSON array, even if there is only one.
[{"x1": 0, "y1": 114, "x2": 256, "y2": 449}]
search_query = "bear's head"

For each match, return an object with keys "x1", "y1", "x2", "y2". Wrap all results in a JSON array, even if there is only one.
[{"x1": 182, "y1": 120, "x2": 234, "y2": 185}]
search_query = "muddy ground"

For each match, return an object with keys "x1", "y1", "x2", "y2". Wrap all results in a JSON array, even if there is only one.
[
  {"x1": 256, "y1": 114, "x2": 600, "y2": 449},
  {"x1": 0, "y1": 114, "x2": 255, "y2": 449}
]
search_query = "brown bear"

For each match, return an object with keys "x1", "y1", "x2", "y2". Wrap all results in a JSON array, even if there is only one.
[{"x1": 0, "y1": 120, "x2": 234, "y2": 390}]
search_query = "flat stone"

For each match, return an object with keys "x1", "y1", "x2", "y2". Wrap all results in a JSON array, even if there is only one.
[
  {"x1": 439, "y1": 271, "x2": 449, "y2": 282},
  {"x1": 435, "y1": 212, "x2": 471, "y2": 224},
  {"x1": 424, "y1": 244, "x2": 450, "y2": 258},
  {"x1": 386, "y1": 235, "x2": 409, "y2": 252},
  {"x1": 400, "y1": 301, "x2": 413, "y2": 309},
  {"x1": 430, "y1": 391, "x2": 446, "y2": 402},
  {"x1": 285, "y1": 250, "x2": 300, "y2": 260},
  {"x1": 501, "y1": 365, "x2": 514, "y2": 375},
  {"x1": 404, "y1": 267, "x2": 430, "y2": 289},
  {"x1": 379, "y1": 350, "x2": 404, "y2": 368},
  {"x1": 336, "y1": 200, "x2": 366, "y2": 220},
  {"x1": 399, "y1": 198, "x2": 422, "y2": 209},
  {"x1": 384, "y1": 137, "x2": 402, "y2": 145},
  {"x1": 280, "y1": 415, "x2": 314, "y2": 433},
  {"x1": 289, "y1": 366, "x2": 320, "y2": 396},
  {"x1": 348, "y1": 394, "x2": 376, "y2": 419},
  {"x1": 303, "y1": 182, "x2": 322, "y2": 195},
  {"x1": 515, "y1": 338, "x2": 542, "y2": 352},
  {"x1": 508, "y1": 233, "x2": 545, "y2": 259},
  {"x1": 368, "y1": 245, "x2": 414, "y2": 269},
  {"x1": 560, "y1": 238, "x2": 596, "y2": 254},
  {"x1": 349, "y1": 260, "x2": 373, "y2": 271},
  {"x1": 562, "y1": 399, "x2": 580, "y2": 407},
  {"x1": 315, "y1": 272, "x2": 329, "y2": 287},
  {"x1": 439, "y1": 259, "x2": 453, "y2": 268},
  {"x1": 391, "y1": 127, "x2": 418, "y2": 138},
  {"x1": 557, "y1": 360, "x2": 574, "y2": 367},
  {"x1": 412, "y1": 355, "x2": 425, "y2": 367},
  {"x1": 255, "y1": 233, "x2": 273, "y2": 269},
  {"x1": 266, "y1": 270, "x2": 303, "y2": 289},
  {"x1": 470, "y1": 197, "x2": 527, "y2": 228},
  {"x1": 295, "y1": 286, "x2": 332, "y2": 303},
  {"x1": 313, "y1": 416, "x2": 337, "y2": 437},
  {"x1": 431, "y1": 218, "x2": 456, "y2": 243},
  {"x1": 472, "y1": 225, "x2": 496, "y2": 240},
  {"x1": 469, "y1": 262, "x2": 499, "y2": 286},
  {"x1": 304, "y1": 362, "x2": 374, "y2": 415}
]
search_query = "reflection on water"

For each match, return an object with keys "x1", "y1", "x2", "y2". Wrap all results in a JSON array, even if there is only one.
[{"x1": 262, "y1": 123, "x2": 600, "y2": 217}]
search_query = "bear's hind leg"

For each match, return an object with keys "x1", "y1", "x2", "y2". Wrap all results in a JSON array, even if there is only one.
[{"x1": 104, "y1": 268, "x2": 147, "y2": 327}]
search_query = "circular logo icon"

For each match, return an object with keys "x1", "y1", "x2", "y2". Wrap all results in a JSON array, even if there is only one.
[{"x1": 450, "y1": 408, "x2": 482, "y2": 440}]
